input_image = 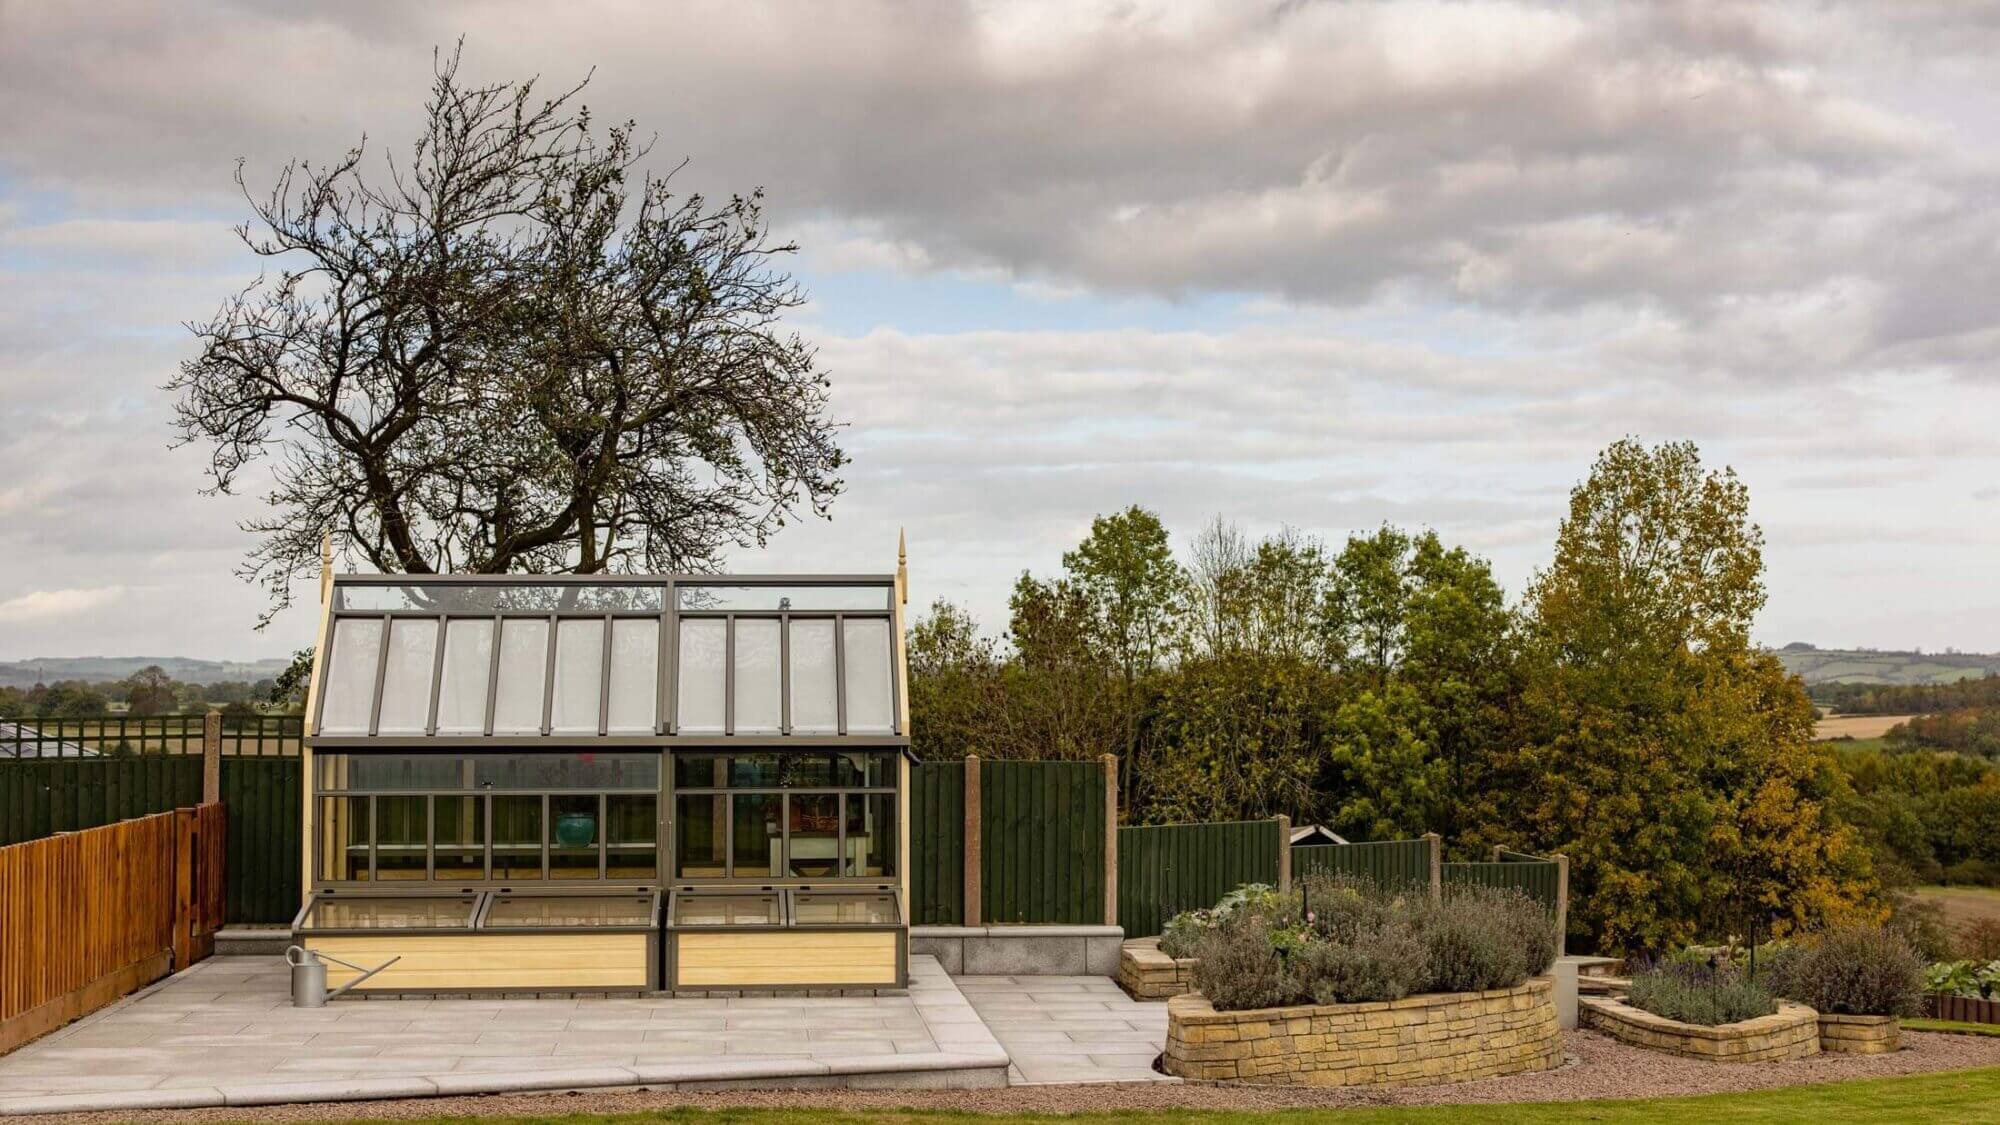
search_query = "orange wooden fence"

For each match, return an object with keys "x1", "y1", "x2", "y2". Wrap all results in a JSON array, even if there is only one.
[{"x1": 0, "y1": 803, "x2": 225, "y2": 1053}]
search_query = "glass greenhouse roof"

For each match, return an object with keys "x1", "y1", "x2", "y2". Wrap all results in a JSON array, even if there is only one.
[{"x1": 312, "y1": 575, "x2": 903, "y2": 745}]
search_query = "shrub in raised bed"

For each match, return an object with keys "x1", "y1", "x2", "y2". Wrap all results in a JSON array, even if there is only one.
[
  {"x1": 1185, "y1": 877, "x2": 1555, "y2": 1011},
  {"x1": 1625, "y1": 959, "x2": 1777, "y2": 1026},
  {"x1": 1768, "y1": 926, "x2": 1923, "y2": 1018}
]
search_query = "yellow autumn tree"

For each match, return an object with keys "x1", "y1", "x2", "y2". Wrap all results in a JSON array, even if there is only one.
[{"x1": 1509, "y1": 438, "x2": 1876, "y2": 952}]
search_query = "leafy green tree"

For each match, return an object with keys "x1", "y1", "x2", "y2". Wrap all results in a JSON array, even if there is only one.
[
  {"x1": 905, "y1": 600, "x2": 1002, "y2": 761},
  {"x1": 1062, "y1": 506, "x2": 1185, "y2": 804},
  {"x1": 121, "y1": 665, "x2": 178, "y2": 717},
  {"x1": 1508, "y1": 439, "x2": 1875, "y2": 951}
]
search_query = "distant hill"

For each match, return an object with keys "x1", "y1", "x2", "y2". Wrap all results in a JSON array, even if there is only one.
[
  {"x1": 1775, "y1": 644, "x2": 2000, "y2": 686},
  {"x1": 0, "y1": 656, "x2": 291, "y2": 689}
]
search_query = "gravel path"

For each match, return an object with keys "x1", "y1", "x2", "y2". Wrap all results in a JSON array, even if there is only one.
[{"x1": 11, "y1": 1030, "x2": 2000, "y2": 1123}]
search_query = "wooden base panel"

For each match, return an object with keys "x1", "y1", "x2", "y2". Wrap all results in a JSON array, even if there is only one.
[
  {"x1": 305, "y1": 933, "x2": 652, "y2": 991},
  {"x1": 675, "y1": 931, "x2": 899, "y2": 987}
]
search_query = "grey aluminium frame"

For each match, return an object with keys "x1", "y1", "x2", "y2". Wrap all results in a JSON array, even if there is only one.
[
  {"x1": 311, "y1": 769, "x2": 663, "y2": 889},
  {"x1": 667, "y1": 750, "x2": 899, "y2": 884},
  {"x1": 312, "y1": 573, "x2": 902, "y2": 749}
]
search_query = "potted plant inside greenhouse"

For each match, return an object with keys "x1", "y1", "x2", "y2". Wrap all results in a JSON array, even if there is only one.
[{"x1": 291, "y1": 542, "x2": 916, "y2": 995}]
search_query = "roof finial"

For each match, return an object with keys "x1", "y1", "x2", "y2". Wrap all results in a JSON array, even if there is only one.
[
  {"x1": 319, "y1": 531, "x2": 334, "y2": 606},
  {"x1": 897, "y1": 528, "x2": 908, "y2": 607}
]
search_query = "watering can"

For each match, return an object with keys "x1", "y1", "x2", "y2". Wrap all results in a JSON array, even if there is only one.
[{"x1": 285, "y1": 945, "x2": 400, "y2": 1007}]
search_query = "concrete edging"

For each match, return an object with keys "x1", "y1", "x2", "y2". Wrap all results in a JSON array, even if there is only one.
[{"x1": 910, "y1": 925, "x2": 1123, "y2": 976}]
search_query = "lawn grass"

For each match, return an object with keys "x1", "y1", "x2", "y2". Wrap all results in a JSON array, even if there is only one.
[
  {"x1": 1907, "y1": 1018, "x2": 2000, "y2": 1037},
  {"x1": 353, "y1": 1068, "x2": 2000, "y2": 1125}
]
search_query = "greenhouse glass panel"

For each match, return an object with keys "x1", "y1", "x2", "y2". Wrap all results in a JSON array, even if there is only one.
[
  {"x1": 732, "y1": 619, "x2": 782, "y2": 733},
  {"x1": 606, "y1": 794, "x2": 658, "y2": 880},
  {"x1": 549, "y1": 793, "x2": 600, "y2": 879},
  {"x1": 374, "y1": 619, "x2": 439, "y2": 734},
  {"x1": 675, "y1": 793, "x2": 726, "y2": 878},
  {"x1": 374, "y1": 795, "x2": 427, "y2": 880},
  {"x1": 434, "y1": 619, "x2": 494, "y2": 734},
  {"x1": 605, "y1": 618, "x2": 658, "y2": 732},
  {"x1": 677, "y1": 585, "x2": 890, "y2": 611},
  {"x1": 433, "y1": 795, "x2": 485, "y2": 881},
  {"x1": 318, "y1": 618, "x2": 383, "y2": 734},
  {"x1": 676, "y1": 619, "x2": 727, "y2": 732},
  {"x1": 550, "y1": 619, "x2": 605, "y2": 733},
  {"x1": 788, "y1": 620, "x2": 838, "y2": 732},
  {"x1": 483, "y1": 893, "x2": 654, "y2": 928},
  {"x1": 492, "y1": 795, "x2": 543, "y2": 880},
  {"x1": 302, "y1": 894, "x2": 478, "y2": 931},
  {"x1": 491, "y1": 618, "x2": 550, "y2": 734},
  {"x1": 792, "y1": 891, "x2": 899, "y2": 926},
  {"x1": 339, "y1": 584, "x2": 665, "y2": 613},
  {"x1": 842, "y1": 618, "x2": 895, "y2": 733},
  {"x1": 672, "y1": 891, "x2": 781, "y2": 927}
]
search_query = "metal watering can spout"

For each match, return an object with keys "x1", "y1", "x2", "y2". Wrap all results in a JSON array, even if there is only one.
[{"x1": 286, "y1": 945, "x2": 400, "y2": 1007}]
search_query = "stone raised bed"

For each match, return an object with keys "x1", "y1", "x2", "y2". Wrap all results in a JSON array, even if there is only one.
[
  {"x1": 1165, "y1": 977, "x2": 1560, "y2": 1087},
  {"x1": 1579, "y1": 995, "x2": 1819, "y2": 1062},
  {"x1": 1817, "y1": 1012, "x2": 1899, "y2": 1054},
  {"x1": 1117, "y1": 937, "x2": 1198, "y2": 1000}
]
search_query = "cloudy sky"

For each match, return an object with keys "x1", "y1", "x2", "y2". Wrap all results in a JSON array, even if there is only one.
[{"x1": 4, "y1": 0, "x2": 2000, "y2": 662}]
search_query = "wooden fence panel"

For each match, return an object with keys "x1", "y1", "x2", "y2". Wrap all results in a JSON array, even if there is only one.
[
  {"x1": 907, "y1": 761, "x2": 964, "y2": 926},
  {"x1": 0, "y1": 806, "x2": 219, "y2": 1052},
  {"x1": 979, "y1": 760, "x2": 1104, "y2": 925},
  {"x1": 1116, "y1": 819, "x2": 1282, "y2": 939},
  {"x1": 219, "y1": 758, "x2": 302, "y2": 924},
  {"x1": 1292, "y1": 839, "x2": 1433, "y2": 888},
  {"x1": 1441, "y1": 859, "x2": 1560, "y2": 912}
]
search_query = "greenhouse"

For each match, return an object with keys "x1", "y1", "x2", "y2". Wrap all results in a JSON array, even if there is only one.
[{"x1": 294, "y1": 567, "x2": 912, "y2": 994}]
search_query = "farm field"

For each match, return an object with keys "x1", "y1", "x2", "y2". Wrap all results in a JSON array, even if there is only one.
[
  {"x1": 1814, "y1": 714, "x2": 1916, "y2": 741},
  {"x1": 1912, "y1": 885, "x2": 2000, "y2": 942}
]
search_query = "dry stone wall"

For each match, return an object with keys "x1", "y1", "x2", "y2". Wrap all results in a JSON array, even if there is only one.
[
  {"x1": 1579, "y1": 996, "x2": 1819, "y2": 1062},
  {"x1": 1117, "y1": 937, "x2": 1197, "y2": 1000},
  {"x1": 1164, "y1": 978, "x2": 1560, "y2": 1087}
]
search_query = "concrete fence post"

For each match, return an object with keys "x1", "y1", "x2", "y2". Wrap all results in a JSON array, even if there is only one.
[
  {"x1": 1102, "y1": 753, "x2": 1118, "y2": 927},
  {"x1": 1276, "y1": 814, "x2": 1292, "y2": 893},
  {"x1": 962, "y1": 755, "x2": 982, "y2": 928},
  {"x1": 1554, "y1": 852, "x2": 1571, "y2": 958},
  {"x1": 1490, "y1": 844, "x2": 1503, "y2": 863},
  {"x1": 1424, "y1": 832, "x2": 1442, "y2": 904},
  {"x1": 201, "y1": 711, "x2": 222, "y2": 806}
]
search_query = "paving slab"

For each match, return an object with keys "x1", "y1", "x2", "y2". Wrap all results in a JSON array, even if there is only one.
[
  {"x1": 954, "y1": 974, "x2": 1173, "y2": 1085},
  {"x1": 0, "y1": 956, "x2": 1007, "y2": 1114}
]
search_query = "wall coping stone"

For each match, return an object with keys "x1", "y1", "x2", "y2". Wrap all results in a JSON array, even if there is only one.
[{"x1": 910, "y1": 925, "x2": 1123, "y2": 939}]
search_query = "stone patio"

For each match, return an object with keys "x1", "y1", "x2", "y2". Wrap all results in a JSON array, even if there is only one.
[
  {"x1": 954, "y1": 974, "x2": 1171, "y2": 1085},
  {"x1": 0, "y1": 955, "x2": 1013, "y2": 1115}
]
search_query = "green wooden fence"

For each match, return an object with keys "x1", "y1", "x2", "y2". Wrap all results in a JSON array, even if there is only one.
[
  {"x1": 1292, "y1": 838, "x2": 1433, "y2": 888},
  {"x1": 1443, "y1": 852, "x2": 1561, "y2": 914},
  {"x1": 981, "y1": 759, "x2": 1105, "y2": 925},
  {"x1": 1117, "y1": 819, "x2": 1282, "y2": 939},
  {"x1": 0, "y1": 757, "x2": 202, "y2": 846},
  {"x1": 0, "y1": 754, "x2": 303, "y2": 924},
  {"x1": 219, "y1": 758, "x2": 303, "y2": 925},
  {"x1": 908, "y1": 760, "x2": 965, "y2": 925}
]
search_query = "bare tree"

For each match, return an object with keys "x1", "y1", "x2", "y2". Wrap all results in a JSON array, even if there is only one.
[{"x1": 172, "y1": 47, "x2": 844, "y2": 620}]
